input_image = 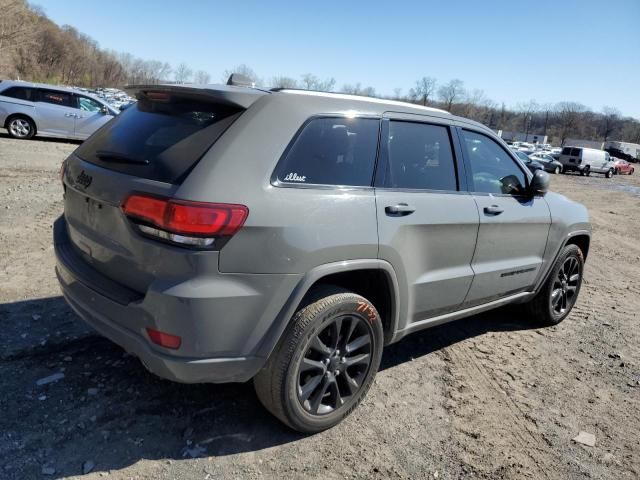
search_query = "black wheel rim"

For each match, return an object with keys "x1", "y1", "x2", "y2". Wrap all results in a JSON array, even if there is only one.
[
  {"x1": 296, "y1": 314, "x2": 373, "y2": 415},
  {"x1": 550, "y1": 256, "x2": 581, "y2": 316}
]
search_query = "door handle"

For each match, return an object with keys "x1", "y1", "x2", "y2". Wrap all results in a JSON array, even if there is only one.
[
  {"x1": 64, "y1": 113, "x2": 74, "y2": 117},
  {"x1": 483, "y1": 205, "x2": 504, "y2": 215},
  {"x1": 385, "y1": 203, "x2": 415, "y2": 216}
]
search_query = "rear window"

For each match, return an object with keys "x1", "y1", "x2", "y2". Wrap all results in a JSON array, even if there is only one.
[
  {"x1": 75, "y1": 96, "x2": 242, "y2": 183},
  {"x1": 274, "y1": 117, "x2": 379, "y2": 187},
  {"x1": 39, "y1": 89, "x2": 72, "y2": 107}
]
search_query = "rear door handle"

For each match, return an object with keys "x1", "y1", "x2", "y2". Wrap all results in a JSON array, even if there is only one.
[
  {"x1": 385, "y1": 203, "x2": 415, "y2": 216},
  {"x1": 483, "y1": 205, "x2": 504, "y2": 215}
]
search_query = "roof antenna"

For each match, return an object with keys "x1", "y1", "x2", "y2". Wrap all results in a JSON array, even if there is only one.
[{"x1": 226, "y1": 73, "x2": 255, "y2": 88}]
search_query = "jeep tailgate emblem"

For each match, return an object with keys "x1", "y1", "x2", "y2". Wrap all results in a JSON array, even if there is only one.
[{"x1": 76, "y1": 170, "x2": 93, "y2": 189}]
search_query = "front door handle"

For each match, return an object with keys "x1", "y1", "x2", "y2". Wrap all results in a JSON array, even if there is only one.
[
  {"x1": 385, "y1": 203, "x2": 415, "y2": 216},
  {"x1": 483, "y1": 205, "x2": 504, "y2": 215}
]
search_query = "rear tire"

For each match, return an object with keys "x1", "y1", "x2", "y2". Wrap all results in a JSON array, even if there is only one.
[
  {"x1": 630, "y1": 168, "x2": 634, "y2": 175},
  {"x1": 254, "y1": 286, "x2": 384, "y2": 433},
  {"x1": 6, "y1": 115, "x2": 36, "y2": 140},
  {"x1": 524, "y1": 244, "x2": 584, "y2": 326},
  {"x1": 554, "y1": 166, "x2": 561, "y2": 174}
]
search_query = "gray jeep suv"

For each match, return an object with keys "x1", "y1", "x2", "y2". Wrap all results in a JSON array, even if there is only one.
[{"x1": 54, "y1": 81, "x2": 590, "y2": 432}]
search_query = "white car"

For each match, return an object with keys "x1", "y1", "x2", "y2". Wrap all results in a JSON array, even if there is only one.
[
  {"x1": 558, "y1": 146, "x2": 615, "y2": 177},
  {"x1": 0, "y1": 80, "x2": 118, "y2": 140}
]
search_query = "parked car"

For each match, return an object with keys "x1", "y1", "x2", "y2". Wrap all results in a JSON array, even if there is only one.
[
  {"x1": 612, "y1": 158, "x2": 634, "y2": 175},
  {"x1": 54, "y1": 81, "x2": 591, "y2": 432},
  {"x1": 530, "y1": 152, "x2": 564, "y2": 174},
  {"x1": 514, "y1": 150, "x2": 544, "y2": 172},
  {"x1": 550, "y1": 147, "x2": 562, "y2": 160},
  {"x1": 558, "y1": 146, "x2": 615, "y2": 177},
  {"x1": 0, "y1": 80, "x2": 117, "y2": 140}
]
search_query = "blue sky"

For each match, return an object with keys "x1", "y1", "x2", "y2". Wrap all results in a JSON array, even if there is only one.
[{"x1": 35, "y1": 0, "x2": 640, "y2": 118}]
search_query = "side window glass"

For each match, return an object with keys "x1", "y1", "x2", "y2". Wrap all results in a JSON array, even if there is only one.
[
  {"x1": 461, "y1": 129, "x2": 527, "y2": 195},
  {"x1": 384, "y1": 121, "x2": 457, "y2": 190},
  {"x1": 1, "y1": 87, "x2": 32, "y2": 100},
  {"x1": 276, "y1": 117, "x2": 379, "y2": 186},
  {"x1": 39, "y1": 89, "x2": 72, "y2": 107},
  {"x1": 78, "y1": 96, "x2": 102, "y2": 112}
]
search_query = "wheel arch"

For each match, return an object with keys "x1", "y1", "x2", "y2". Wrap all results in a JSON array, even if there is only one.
[
  {"x1": 255, "y1": 259, "x2": 401, "y2": 360},
  {"x1": 5, "y1": 112, "x2": 37, "y2": 135}
]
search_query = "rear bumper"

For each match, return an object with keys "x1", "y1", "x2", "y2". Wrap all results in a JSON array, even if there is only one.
[{"x1": 54, "y1": 216, "x2": 298, "y2": 383}]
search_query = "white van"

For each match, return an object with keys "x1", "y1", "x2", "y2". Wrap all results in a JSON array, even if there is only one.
[{"x1": 559, "y1": 146, "x2": 615, "y2": 177}]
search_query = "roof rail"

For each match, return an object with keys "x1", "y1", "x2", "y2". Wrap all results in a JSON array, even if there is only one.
[{"x1": 226, "y1": 73, "x2": 255, "y2": 88}]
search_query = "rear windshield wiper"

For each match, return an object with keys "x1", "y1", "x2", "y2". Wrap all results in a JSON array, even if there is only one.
[{"x1": 96, "y1": 150, "x2": 149, "y2": 165}]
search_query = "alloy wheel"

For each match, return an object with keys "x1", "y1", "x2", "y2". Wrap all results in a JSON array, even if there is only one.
[
  {"x1": 550, "y1": 256, "x2": 581, "y2": 316},
  {"x1": 9, "y1": 119, "x2": 31, "y2": 138},
  {"x1": 296, "y1": 314, "x2": 373, "y2": 415}
]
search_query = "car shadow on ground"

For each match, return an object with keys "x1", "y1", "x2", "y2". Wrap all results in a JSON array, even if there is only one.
[
  {"x1": 0, "y1": 296, "x2": 540, "y2": 478},
  {"x1": 0, "y1": 130, "x2": 82, "y2": 144}
]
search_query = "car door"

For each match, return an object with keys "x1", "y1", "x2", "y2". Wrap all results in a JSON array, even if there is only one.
[
  {"x1": 73, "y1": 95, "x2": 114, "y2": 139},
  {"x1": 375, "y1": 115, "x2": 479, "y2": 326},
  {"x1": 34, "y1": 89, "x2": 76, "y2": 137},
  {"x1": 456, "y1": 127, "x2": 551, "y2": 306}
]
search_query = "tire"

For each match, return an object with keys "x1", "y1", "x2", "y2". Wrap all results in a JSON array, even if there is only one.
[
  {"x1": 254, "y1": 286, "x2": 384, "y2": 433},
  {"x1": 554, "y1": 166, "x2": 561, "y2": 174},
  {"x1": 606, "y1": 168, "x2": 613, "y2": 178},
  {"x1": 582, "y1": 166, "x2": 591, "y2": 177},
  {"x1": 524, "y1": 244, "x2": 584, "y2": 326},
  {"x1": 630, "y1": 168, "x2": 634, "y2": 176},
  {"x1": 6, "y1": 115, "x2": 36, "y2": 140}
]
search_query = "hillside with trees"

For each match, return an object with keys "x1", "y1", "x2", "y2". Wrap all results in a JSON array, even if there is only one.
[{"x1": 1, "y1": 0, "x2": 639, "y2": 145}]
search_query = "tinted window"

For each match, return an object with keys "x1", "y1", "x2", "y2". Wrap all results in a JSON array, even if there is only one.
[
  {"x1": 39, "y1": 89, "x2": 72, "y2": 107},
  {"x1": 571, "y1": 148, "x2": 582, "y2": 156},
  {"x1": 75, "y1": 96, "x2": 242, "y2": 183},
  {"x1": 383, "y1": 121, "x2": 457, "y2": 190},
  {"x1": 561, "y1": 147, "x2": 572, "y2": 155},
  {"x1": 1, "y1": 86, "x2": 36, "y2": 100},
  {"x1": 460, "y1": 129, "x2": 527, "y2": 195},
  {"x1": 77, "y1": 96, "x2": 102, "y2": 112},
  {"x1": 276, "y1": 117, "x2": 379, "y2": 186}
]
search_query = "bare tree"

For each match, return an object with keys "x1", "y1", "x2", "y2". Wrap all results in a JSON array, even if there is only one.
[
  {"x1": 341, "y1": 83, "x2": 376, "y2": 97},
  {"x1": 555, "y1": 102, "x2": 587, "y2": 145},
  {"x1": 174, "y1": 63, "x2": 192, "y2": 83},
  {"x1": 517, "y1": 100, "x2": 539, "y2": 137},
  {"x1": 392, "y1": 87, "x2": 403, "y2": 100},
  {"x1": 193, "y1": 70, "x2": 211, "y2": 84},
  {"x1": 601, "y1": 106, "x2": 621, "y2": 141},
  {"x1": 300, "y1": 73, "x2": 335, "y2": 91},
  {"x1": 271, "y1": 75, "x2": 298, "y2": 88},
  {"x1": 409, "y1": 76, "x2": 436, "y2": 106},
  {"x1": 437, "y1": 79, "x2": 465, "y2": 111}
]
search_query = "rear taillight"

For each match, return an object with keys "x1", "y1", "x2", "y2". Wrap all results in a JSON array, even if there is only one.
[
  {"x1": 122, "y1": 194, "x2": 248, "y2": 248},
  {"x1": 146, "y1": 328, "x2": 181, "y2": 349}
]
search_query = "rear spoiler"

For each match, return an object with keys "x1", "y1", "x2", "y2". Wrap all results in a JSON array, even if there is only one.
[{"x1": 125, "y1": 83, "x2": 269, "y2": 109}]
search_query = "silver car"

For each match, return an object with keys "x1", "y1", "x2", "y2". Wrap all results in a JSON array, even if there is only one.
[{"x1": 0, "y1": 80, "x2": 117, "y2": 140}]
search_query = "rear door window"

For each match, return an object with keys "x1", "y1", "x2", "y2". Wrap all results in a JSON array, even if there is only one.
[
  {"x1": 571, "y1": 148, "x2": 582, "y2": 156},
  {"x1": 381, "y1": 121, "x2": 458, "y2": 191},
  {"x1": 1, "y1": 86, "x2": 36, "y2": 101},
  {"x1": 39, "y1": 89, "x2": 72, "y2": 107},
  {"x1": 275, "y1": 117, "x2": 379, "y2": 187},
  {"x1": 74, "y1": 95, "x2": 243, "y2": 183}
]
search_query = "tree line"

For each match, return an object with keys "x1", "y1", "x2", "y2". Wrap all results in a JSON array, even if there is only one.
[{"x1": 1, "y1": 0, "x2": 639, "y2": 146}]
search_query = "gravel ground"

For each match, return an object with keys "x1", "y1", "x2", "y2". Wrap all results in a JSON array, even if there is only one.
[{"x1": 0, "y1": 132, "x2": 639, "y2": 479}]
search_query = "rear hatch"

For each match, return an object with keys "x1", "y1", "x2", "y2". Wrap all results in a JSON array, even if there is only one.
[{"x1": 62, "y1": 84, "x2": 266, "y2": 294}]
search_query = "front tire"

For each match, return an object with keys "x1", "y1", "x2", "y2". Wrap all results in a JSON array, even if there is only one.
[
  {"x1": 524, "y1": 244, "x2": 584, "y2": 326},
  {"x1": 254, "y1": 287, "x2": 384, "y2": 433},
  {"x1": 554, "y1": 166, "x2": 561, "y2": 174},
  {"x1": 630, "y1": 168, "x2": 634, "y2": 175},
  {"x1": 6, "y1": 115, "x2": 36, "y2": 139},
  {"x1": 606, "y1": 168, "x2": 613, "y2": 178}
]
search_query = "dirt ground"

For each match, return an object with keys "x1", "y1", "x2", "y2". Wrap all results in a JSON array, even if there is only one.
[{"x1": 1, "y1": 132, "x2": 639, "y2": 480}]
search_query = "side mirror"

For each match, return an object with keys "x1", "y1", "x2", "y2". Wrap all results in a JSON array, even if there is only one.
[
  {"x1": 529, "y1": 169, "x2": 550, "y2": 196},
  {"x1": 100, "y1": 105, "x2": 110, "y2": 115}
]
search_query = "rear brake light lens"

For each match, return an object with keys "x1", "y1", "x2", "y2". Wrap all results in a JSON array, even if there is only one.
[
  {"x1": 122, "y1": 194, "x2": 248, "y2": 248},
  {"x1": 146, "y1": 328, "x2": 181, "y2": 349}
]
